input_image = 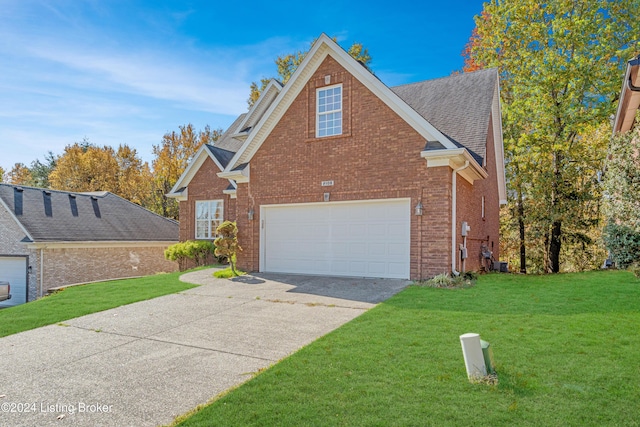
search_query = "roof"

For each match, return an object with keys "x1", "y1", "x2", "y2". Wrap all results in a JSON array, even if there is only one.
[
  {"x1": 214, "y1": 113, "x2": 247, "y2": 152},
  {"x1": 0, "y1": 184, "x2": 178, "y2": 242},
  {"x1": 392, "y1": 68, "x2": 498, "y2": 164},
  {"x1": 204, "y1": 144, "x2": 236, "y2": 169},
  {"x1": 613, "y1": 55, "x2": 640, "y2": 134}
]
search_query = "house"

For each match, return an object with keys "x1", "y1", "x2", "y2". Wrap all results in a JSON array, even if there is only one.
[
  {"x1": 0, "y1": 184, "x2": 178, "y2": 307},
  {"x1": 613, "y1": 55, "x2": 640, "y2": 133},
  {"x1": 168, "y1": 34, "x2": 507, "y2": 280}
]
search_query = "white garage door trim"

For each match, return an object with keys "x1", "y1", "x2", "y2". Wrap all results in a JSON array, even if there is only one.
[
  {"x1": 260, "y1": 198, "x2": 410, "y2": 279},
  {"x1": 0, "y1": 255, "x2": 28, "y2": 307}
]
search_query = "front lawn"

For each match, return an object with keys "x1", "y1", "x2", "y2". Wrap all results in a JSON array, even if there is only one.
[
  {"x1": 0, "y1": 270, "x2": 198, "y2": 338},
  {"x1": 175, "y1": 270, "x2": 640, "y2": 427}
]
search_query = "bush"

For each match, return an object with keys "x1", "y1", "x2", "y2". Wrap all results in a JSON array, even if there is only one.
[
  {"x1": 164, "y1": 240, "x2": 216, "y2": 270},
  {"x1": 417, "y1": 272, "x2": 477, "y2": 289},
  {"x1": 602, "y1": 223, "x2": 640, "y2": 269}
]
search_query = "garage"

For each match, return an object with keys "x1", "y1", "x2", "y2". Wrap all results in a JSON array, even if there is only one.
[
  {"x1": 261, "y1": 199, "x2": 410, "y2": 279},
  {"x1": 0, "y1": 256, "x2": 28, "y2": 307}
]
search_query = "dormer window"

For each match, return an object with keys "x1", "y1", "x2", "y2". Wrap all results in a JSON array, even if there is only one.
[{"x1": 316, "y1": 84, "x2": 342, "y2": 137}]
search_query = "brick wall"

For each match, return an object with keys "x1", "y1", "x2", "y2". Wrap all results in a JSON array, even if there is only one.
[
  {"x1": 41, "y1": 245, "x2": 177, "y2": 291},
  {"x1": 0, "y1": 204, "x2": 38, "y2": 301},
  {"x1": 235, "y1": 56, "x2": 455, "y2": 279},
  {"x1": 180, "y1": 55, "x2": 502, "y2": 280},
  {"x1": 179, "y1": 156, "x2": 237, "y2": 242}
]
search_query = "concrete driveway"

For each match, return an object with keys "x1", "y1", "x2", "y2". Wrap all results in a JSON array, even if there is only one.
[{"x1": 0, "y1": 269, "x2": 408, "y2": 427}]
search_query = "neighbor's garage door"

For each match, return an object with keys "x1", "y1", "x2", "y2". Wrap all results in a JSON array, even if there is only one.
[
  {"x1": 262, "y1": 199, "x2": 410, "y2": 279},
  {"x1": 0, "y1": 256, "x2": 28, "y2": 307}
]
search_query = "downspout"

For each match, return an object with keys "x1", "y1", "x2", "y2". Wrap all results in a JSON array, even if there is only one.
[
  {"x1": 451, "y1": 161, "x2": 469, "y2": 274},
  {"x1": 39, "y1": 247, "x2": 44, "y2": 298}
]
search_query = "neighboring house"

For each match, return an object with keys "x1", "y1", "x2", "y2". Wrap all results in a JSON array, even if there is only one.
[
  {"x1": 613, "y1": 55, "x2": 640, "y2": 133},
  {"x1": 168, "y1": 34, "x2": 507, "y2": 280},
  {"x1": 0, "y1": 184, "x2": 178, "y2": 307}
]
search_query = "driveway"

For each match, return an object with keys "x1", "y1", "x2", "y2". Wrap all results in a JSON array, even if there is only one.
[{"x1": 0, "y1": 269, "x2": 408, "y2": 427}]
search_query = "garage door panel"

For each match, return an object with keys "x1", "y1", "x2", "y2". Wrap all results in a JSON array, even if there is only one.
[
  {"x1": 0, "y1": 256, "x2": 28, "y2": 307},
  {"x1": 263, "y1": 199, "x2": 410, "y2": 279}
]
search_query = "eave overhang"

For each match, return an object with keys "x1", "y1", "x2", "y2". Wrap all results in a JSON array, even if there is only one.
[
  {"x1": 166, "y1": 186, "x2": 187, "y2": 201},
  {"x1": 420, "y1": 148, "x2": 488, "y2": 183},
  {"x1": 217, "y1": 163, "x2": 250, "y2": 183}
]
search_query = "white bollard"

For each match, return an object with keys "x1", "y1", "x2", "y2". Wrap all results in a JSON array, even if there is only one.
[{"x1": 460, "y1": 333, "x2": 487, "y2": 380}]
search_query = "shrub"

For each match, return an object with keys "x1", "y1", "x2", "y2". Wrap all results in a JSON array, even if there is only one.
[
  {"x1": 602, "y1": 223, "x2": 640, "y2": 269},
  {"x1": 417, "y1": 272, "x2": 477, "y2": 289},
  {"x1": 164, "y1": 240, "x2": 216, "y2": 270}
]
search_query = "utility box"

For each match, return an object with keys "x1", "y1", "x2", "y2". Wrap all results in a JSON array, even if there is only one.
[{"x1": 481, "y1": 340, "x2": 495, "y2": 374}]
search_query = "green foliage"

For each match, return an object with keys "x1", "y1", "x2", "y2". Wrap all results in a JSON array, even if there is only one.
[
  {"x1": 214, "y1": 221, "x2": 242, "y2": 275},
  {"x1": 213, "y1": 267, "x2": 247, "y2": 279},
  {"x1": 602, "y1": 223, "x2": 640, "y2": 269},
  {"x1": 165, "y1": 240, "x2": 216, "y2": 270},
  {"x1": 466, "y1": 0, "x2": 640, "y2": 273},
  {"x1": 417, "y1": 272, "x2": 477, "y2": 288}
]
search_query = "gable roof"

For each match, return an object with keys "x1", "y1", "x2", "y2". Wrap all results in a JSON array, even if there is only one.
[
  {"x1": 223, "y1": 33, "x2": 460, "y2": 172},
  {"x1": 613, "y1": 55, "x2": 640, "y2": 134},
  {"x1": 392, "y1": 68, "x2": 498, "y2": 164},
  {"x1": 0, "y1": 184, "x2": 178, "y2": 242}
]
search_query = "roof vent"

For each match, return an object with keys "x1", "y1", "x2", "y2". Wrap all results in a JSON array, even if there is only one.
[
  {"x1": 15, "y1": 186, "x2": 23, "y2": 192},
  {"x1": 43, "y1": 190, "x2": 51, "y2": 196},
  {"x1": 69, "y1": 194, "x2": 76, "y2": 199}
]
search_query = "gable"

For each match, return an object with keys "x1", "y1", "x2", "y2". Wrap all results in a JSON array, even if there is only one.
[{"x1": 224, "y1": 34, "x2": 458, "y2": 173}]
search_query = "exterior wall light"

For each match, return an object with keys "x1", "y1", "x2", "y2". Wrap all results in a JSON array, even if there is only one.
[
  {"x1": 248, "y1": 208, "x2": 254, "y2": 221},
  {"x1": 415, "y1": 201, "x2": 423, "y2": 216}
]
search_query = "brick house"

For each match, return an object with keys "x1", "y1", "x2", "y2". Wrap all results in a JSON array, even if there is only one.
[
  {"x1": 0, "y1": 184, "x2": 178, "y2": 306},
  {"x1": 168, "y1": 34, "x2": 506, "y2": 280}
]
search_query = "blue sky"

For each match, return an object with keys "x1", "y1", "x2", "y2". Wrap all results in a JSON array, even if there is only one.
[{"x1": 0, "y1": 0, "x2": 485, "y2": 172}]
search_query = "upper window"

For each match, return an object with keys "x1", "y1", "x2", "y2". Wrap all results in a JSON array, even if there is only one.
[
  {"x1": 317, "y1": 84, "x2": 342, "y2": 137},
  {"x1": 195, "y1": 200, "x2": 223, "y2": 239}
]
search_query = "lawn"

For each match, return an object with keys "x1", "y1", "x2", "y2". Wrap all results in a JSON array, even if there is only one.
[
  {"x1": 174, "y1": 270, "x2": 640, "y2": 427},
  {"x1": 0, "y1": 270, "x2": 198, "y2": 338}
]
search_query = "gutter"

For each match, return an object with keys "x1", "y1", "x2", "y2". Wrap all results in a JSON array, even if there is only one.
[{"x1": 452, "y1": 161, "x2": 469, "y2": 274}]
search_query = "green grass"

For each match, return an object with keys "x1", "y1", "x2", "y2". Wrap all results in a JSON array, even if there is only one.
[
  {"x1": 213, "y1": 266, "x2": 247, "y2": 278},
  {"x1": 0, "y1": 270, "x2": 198, "y2": 338},
  {"x1": 175, "y1": 270, "x2": 640, "y2": 427}
]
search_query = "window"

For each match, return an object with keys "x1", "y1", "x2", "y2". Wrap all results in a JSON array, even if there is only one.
[
  {"x1": 195, "y1": 200, "x2": 223, "y2": 239},
  {"x1": 317, "y1": 84, "x2": 342, "y2": 137}
]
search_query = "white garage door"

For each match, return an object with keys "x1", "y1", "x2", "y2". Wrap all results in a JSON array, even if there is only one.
[
  {"x1": 262, "y1": 199, "x2": 410, "y2": 279},
  {"x1": 0, "y1": 256, "x2": 28, "y2": 307}
]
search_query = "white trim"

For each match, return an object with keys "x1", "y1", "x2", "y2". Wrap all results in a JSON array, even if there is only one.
[
  {"x1": 223, "y1": 188, "x2": 237, "y2": 199},
  {"x1": 217, "y1": 163, "x2": 250, "y2": 183},
  {"x1": 225, "y1": 34, "x2": 456, "y2": 172},
  {"x1": 316, "y1": 83, "x2": 343, "y2": 137},
  {"x1": 0, "y1": 196, "x2": 34, "y2": 242},
  {"x1": 27, "y1": 241, "x2": 176, "y2": 250},
  {"x1": 195, "y1": 199, "x2": 224, "y2": 240},
  {"x1": 420, "y1": 148, "x2": 488, "y2": 183},
  {"x1": 236, "y1": 79, "x2": 283, "y2": 133},
  {"x1": 492, "y1": 77, "x2": 508, "y2": 205}
]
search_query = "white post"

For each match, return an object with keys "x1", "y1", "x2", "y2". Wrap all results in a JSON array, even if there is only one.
[{"x1": 460, "y1": 333, "x2": 487, "y2": 379}]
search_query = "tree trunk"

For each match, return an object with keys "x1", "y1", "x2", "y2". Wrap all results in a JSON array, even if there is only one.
[
  {"x1": 517, "y1": 188, "x2": 527, "y2": 274},
  {"x1": 548, "y1": 220, "x2": 562, "y2": 273}
]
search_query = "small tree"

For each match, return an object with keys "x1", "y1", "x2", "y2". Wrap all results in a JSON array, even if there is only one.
[{"x1": 214, "y1": 221, "x2": 242, "y2": 275}]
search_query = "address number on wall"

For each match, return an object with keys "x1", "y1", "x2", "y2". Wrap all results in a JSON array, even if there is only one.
[{"x1": 321, "y1": 181, "x2": 334, "y2": 187}]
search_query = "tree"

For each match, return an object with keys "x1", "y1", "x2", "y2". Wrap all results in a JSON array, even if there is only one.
[
  {"x1": 0, "y1": 166, "x2": 4, "y2": 183},
  {"x1": 602, "y1": 122, "x2": 640, "y2": 268},
  {"x1": 150, "y1": 124, "x2": 222, "y2": 219},
  {"x1": 7, "y1": 163, "x2": 33, "y2": 185},
  {"x1": 214, "y1": 221, "x2": 242, "y2": 275},
  {"x1": 29, "y1": 152, "x2": 57, "y2": 188},
  {"x1": 49, "y1": 140, "x2": 151, "y2": 206},
  {"x1": 464, "y1": 0, "x2": 640, "y2": 273},
  {"x1": 248, "y1": 37, "x2": 372, "y2": 106}
]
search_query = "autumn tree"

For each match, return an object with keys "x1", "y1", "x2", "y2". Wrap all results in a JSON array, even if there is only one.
[
  {"x1": 150, "y1": 124, "x2": 222, "y2": 219},
  {"x1": 464, "y1": 0, "x2": 640, "y2": 273},
  {"x1": 7, "y1": 163, "x2": 33, "y2": 185},
  {"x1": 0, "y1": 166, "x2": 4, "y2": 183},
  {"x1": 49, "y1": 140, "x2": 151, "y2": 206},
  {"x1": 248, "y1": 37, "x2": 372, "y2": 106}
]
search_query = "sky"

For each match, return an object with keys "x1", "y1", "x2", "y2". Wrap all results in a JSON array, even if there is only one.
[{"x1": 0, "y1": 0, "x2": 486, "y2": 172}]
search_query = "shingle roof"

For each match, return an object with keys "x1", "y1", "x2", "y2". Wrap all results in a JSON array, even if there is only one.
[
  {"x1": 392, "y1": 68, "x2": 498, "y2": 163},
  {"x1": 214, "y1": 113, "x2": 247, "y2": 153},
  {"x1": 204, "y1": 144, "x2": 236, "y2": 169},
  {"x1": 0, "y1": 184, "x2": 178, "y2": 242}
]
